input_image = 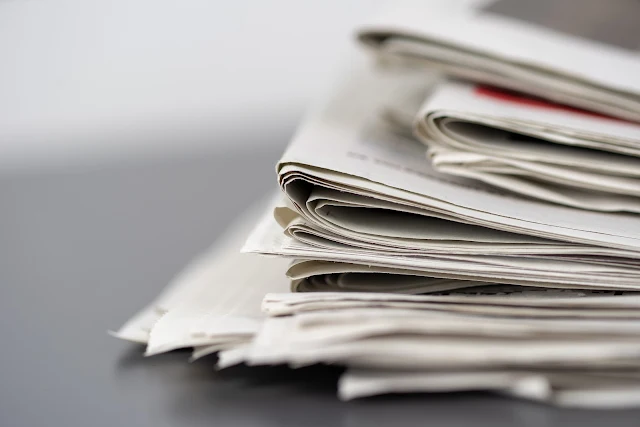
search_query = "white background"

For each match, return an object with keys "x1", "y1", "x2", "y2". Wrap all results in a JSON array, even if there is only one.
[{"x1": 0, "y1": 0, "x2": 382, "y2": 169}]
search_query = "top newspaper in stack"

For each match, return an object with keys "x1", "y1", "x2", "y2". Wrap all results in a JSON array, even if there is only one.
[
  {"x1": 355, "y1": 0, "x2": 640, "y2": 212},
  {"x1": 357, "y1": 0, "x2": 640, "y2": 121}
]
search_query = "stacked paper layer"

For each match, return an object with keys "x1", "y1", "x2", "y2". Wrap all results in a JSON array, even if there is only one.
[{"x1": 114, "y1": 0, "x2": 640, "y2": 409}]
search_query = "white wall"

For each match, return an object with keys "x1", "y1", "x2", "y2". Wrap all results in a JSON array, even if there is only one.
[{"x1": 0, "y1": 0, "x2": 382, "y2": 169}]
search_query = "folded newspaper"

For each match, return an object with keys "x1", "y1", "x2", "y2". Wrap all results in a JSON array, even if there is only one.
[
  {"x1": 360, "y1": 0, "x2": 640, "y2": 210},
  {"x1": 414, "y1": 80, "x2": 640, "y2": 212},
  {"x1": 112, "y1": 0, "x2": 640, "y2": 410},
  {"x1": 358, "y1": 0, "x2": 640, "y2": 121},
  {"x1": 244, "y1": 56, "x2": 640, "y2": 293}
]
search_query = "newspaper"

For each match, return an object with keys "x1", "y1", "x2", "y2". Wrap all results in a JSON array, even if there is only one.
[
  {"x1": 275, "y1": 52, "x2": 640, "y2": 257},
  {"x1": 242, "y1": 212, "x2": 640, "y2": 291},
  {"x1": 143, "y1": 245, "x2": 288, "y2": 356},
  {"x1": 226, "y1": 298, "x2": 640, "y2": 372},
  {"x1": 109, "y1": 245, "x2": 224, "y2": 344},
  {"x1": 357, "y1": 0, "x2": 640, "y2": 121},
  {"x1": 414, "y1": 80, "x2": 640, "y2": 211},
  {"x1": 245, "y1": 51, "x2": 640, "y2": 293},
  {"x1": 244, "y1": 191, "x2": 640, "y2": 292},
  {"x1": 339, "y1": 368, "x2": 640, "y2": 408},
  {"x1": 275, "y1": 200, "x2": 640, "y2": 261},
  {"x1": 262, "y1": 292, "x2": 640, "y2": 320},
  {"x1": 112, "y1": 197, "x2": 290, "y2": 357}
]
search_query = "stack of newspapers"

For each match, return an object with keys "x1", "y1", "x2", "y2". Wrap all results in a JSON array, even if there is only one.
[{"x1": 113, "y1": 0, "x2": 640, "y2": 408}]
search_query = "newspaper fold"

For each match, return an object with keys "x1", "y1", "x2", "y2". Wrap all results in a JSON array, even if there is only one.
[
  {"x1": 357, "y1": 0, "x2": 640, "y2": 121},
  {"x1": 275, "y1": 52, "x2": 640, "y2": 259},
  {"x1": 414, "y1": 80, "x2": 640, "y2": 211},
  {"x1": 112, "y1": 198, "x2": 290, "y2": 357}
]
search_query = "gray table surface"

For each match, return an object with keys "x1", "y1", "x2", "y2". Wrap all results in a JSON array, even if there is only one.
[{"x1": 3, "y1": 144, "x2": 640, "y2": 427}]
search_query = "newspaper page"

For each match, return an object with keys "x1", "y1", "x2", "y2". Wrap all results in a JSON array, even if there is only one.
[
  {"x1": 276, "y1": 51, "x2": 640, "y2": 256},
  {"x1": 243, "y1": 200, "x2": 640, "y2": 291},
  {"x1": 232, "y1": 306, "x2": 640, "y2": 370},
  {"x1": 357, "y1": 0, "x2": 640, "y2": 121},
  {"x1": 415, "y1": 80, "x2": 640, "y2": 211},
  {"x1": 112, "y1": 195, "x2": 290, "y2": 355},
  {"x1": 339, "y1": 368, "x2": 640, "y2": 408}
]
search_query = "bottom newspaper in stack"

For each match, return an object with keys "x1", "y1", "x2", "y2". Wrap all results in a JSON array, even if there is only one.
[{"x1": 113, "y1": 198, "x2": 640, "y2": 409}]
